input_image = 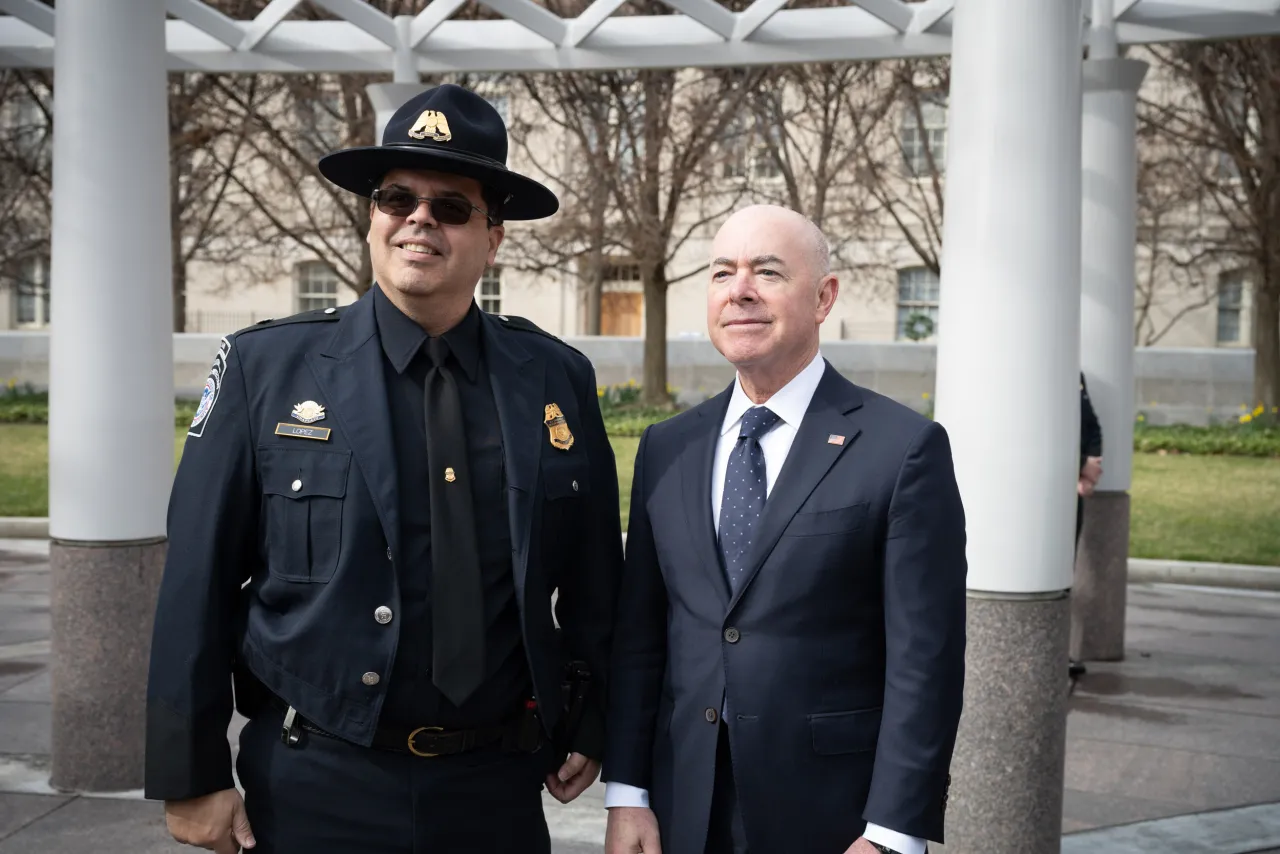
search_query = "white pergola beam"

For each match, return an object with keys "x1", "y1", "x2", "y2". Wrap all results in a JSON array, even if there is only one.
[
  {"x1": 854, "y1": 0, "x2": 913, "y2": 32},
  {"x1": 660, "y1": 0, "x2": 736, "y2": 40},
  {"x1": 238, "y1": 0, "x2": 305, "y2": 52},
  {"x1": 733, "y1": 0, "x2": 789, "y2": 41},
  {"x1": 0, "y1": 0, "x2": 52, "y2": 36},
  {"x1": 165, "y1": 0, "x2": 244, "y2": 49},
  {"x1": 1113, "y1": 0, "x2": 1144, "y2": 19},
  {"x1": 477, "y1": 0, "x2": 567, "y2": 46},
  {"x1": 410, "y1": 0, "x2": 468, "y2": 46},
  {"x1": 907, "y1": 0, "x2": 954, "y2": 34},
  {"x1": 311, "y1": 0, "x2": 397, "y2": 46},
  {"x1": 3, "y1": 0, "x2": 1280, "y2": 72},
  {"x1": 565, "y1": 0, "x2": 629, "y2": 47}
]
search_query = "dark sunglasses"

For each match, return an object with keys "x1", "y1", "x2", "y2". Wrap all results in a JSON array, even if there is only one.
[{"x1": 371, "y1": 188, "x2": 495, "y2": 226}]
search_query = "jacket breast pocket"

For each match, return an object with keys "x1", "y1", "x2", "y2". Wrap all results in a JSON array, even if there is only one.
[
  {"x1": 258, "y1": 446, "x2": 350, "y2": 583},
  {"x1": 785, "y1": 502, "x2": 869, "y2": 538},
  {"x1": 542, "y1": 460, "x2": 590, "y2": 501},
  {"x1": 808, "y1": 706, "x2": 882, "y2": 755}
]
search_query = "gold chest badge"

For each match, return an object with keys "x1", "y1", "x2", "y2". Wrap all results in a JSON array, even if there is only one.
[{"x1": 544, "y1": 403, "x2": 574, "y2": 451}]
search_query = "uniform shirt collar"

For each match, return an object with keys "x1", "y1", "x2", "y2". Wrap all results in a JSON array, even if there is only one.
[
  {"x1": 720, "y1": 350, "x2": 826, "y2": 436},
  {"x1": 373, "y1": 282, "x2": 482, "y2": 382}
]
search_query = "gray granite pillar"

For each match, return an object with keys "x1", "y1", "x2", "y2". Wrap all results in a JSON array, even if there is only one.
[
  {"x1": 946, "y1": 592, "x2": 1071, "y2": 854},
  {"x1": 49, "y1": 540, "x2": 166, "y2": 792},
  {"x1": 1071, "y1": 490, "x2": 1130, "y2": 662}
]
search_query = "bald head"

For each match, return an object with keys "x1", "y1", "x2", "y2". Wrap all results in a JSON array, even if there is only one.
[
  {"x1": 706, "y1": 204, "x2": 839, "y2": 397},
  {"x1": 714, "y1": 204, "x2": 830, "y2": 281}
]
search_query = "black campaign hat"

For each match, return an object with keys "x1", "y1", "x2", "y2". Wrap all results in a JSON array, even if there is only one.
[{"x1": 318, "y1": 83, "x2": 558, "y2": 221}]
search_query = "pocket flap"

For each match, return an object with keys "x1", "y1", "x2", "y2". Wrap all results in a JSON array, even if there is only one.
[
  {"x1": 787, "y1": 502, "x2": 869, "y2": 537},
  {"x1": 808, "y1": 707, "x2": 882, "y2": 755},
  {"x1": 259, "y1": 446, "x2": 351, "y2": 499},
  {"x1": 543, "y1": 465, "x2": 590, "y2": 499}
]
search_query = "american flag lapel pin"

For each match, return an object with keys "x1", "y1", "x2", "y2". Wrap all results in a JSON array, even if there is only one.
[{"x1": 827, "y1": 434, "x2": 845, "y2": 445}]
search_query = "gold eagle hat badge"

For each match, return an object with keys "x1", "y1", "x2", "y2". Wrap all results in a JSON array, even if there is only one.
[
  {"x1": 408, "y1": 110, "x2": 452, "y2": 142},
  {"x1": 544, "y1": 403, "x2": 574, "y2": 451}
]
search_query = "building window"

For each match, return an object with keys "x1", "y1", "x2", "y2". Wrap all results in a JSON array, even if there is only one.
[
  {"x1": 896, "y1": 267, "x2": 940, "y2": 341},
  {"x1": 900, "y1": 96, "x2": 947, "y2": 177},
  {"x1": 1217, "y1": 269, "x2": 1245, "y2": 344},
  {"x1": 296, "y1": 261, "x2": 339, "y2": 312},
  {"x1": 478, "y1": 266, "x2": 502, "y2": 313},
  {"x1": 14, "y1": 256, "x2": 50, "y2": 328}
]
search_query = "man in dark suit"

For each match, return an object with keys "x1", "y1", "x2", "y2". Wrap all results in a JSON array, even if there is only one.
[
  {"x1": 602, "y1": 205, "x2": 967, "y2": 854},
  {"x1": 144, "y1": 84, "x2": 623, "y2": 852}
]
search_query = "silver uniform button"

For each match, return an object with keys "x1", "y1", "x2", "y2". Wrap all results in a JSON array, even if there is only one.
[
  {"x1": 374, "y1": 606, "x2": 393, "y2": 625},
  {"x1": 324, "y1": 307, "x2": 337, "y2": 314},
  {"x1": 291, "y1": 479, "x2": 302, "y2": 492},
  {"x1": 361, "y1": 671, "x2": 380, "y2": 686},
  {"x1": 572, "y1": 480, "x2": 578, "y2": 492},
  {"x1": 386, "y1": 546, "x2": 393, "y2": 561}
]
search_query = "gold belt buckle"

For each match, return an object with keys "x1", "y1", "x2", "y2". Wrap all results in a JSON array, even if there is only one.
[{"x1": 407, "y1": 726, "x2": 444, "y2": 757}]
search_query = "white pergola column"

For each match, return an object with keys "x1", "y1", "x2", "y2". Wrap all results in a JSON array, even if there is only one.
[
  {"x1": 367, "y1": 82, "x2": 428, "y2": 148},
  {"x1": 47, "y1": 0, "x2": 173, "y2": 792},
  {"x1": 1072, "y1": 18, "x2": 1149, "y2": 663},
  {"x1": 367, "y1": 21, "x2": 425, "y2": 146},
  {"x1": 932, "y1": 0, "x2": 1085, "y2": 851}
]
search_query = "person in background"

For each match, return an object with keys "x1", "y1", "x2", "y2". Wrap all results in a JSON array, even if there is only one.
[{"x1": 1071, "y1": 371, "x2": 1104, "y2": 679}]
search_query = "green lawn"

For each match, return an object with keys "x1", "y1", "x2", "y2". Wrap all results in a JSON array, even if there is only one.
[
  {"x1": 4, "y1": 423, "x2": 1278, "y2": 566},
  {"x1": 1129, "y1": 452, "x2": 1280, "y2": 565}
]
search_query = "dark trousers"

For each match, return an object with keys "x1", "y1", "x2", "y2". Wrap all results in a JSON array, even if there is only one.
[
  {"x1": 705, "y1": 722, "x2": 749, "y2": 854},
  {"x1": 235, "y1": 704, "x2": 552, "y2": 854}
]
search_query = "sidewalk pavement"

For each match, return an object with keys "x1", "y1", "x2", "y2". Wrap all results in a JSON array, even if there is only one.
[{"x1": 2, "y1": 539, "x2": 1279, "y2": 853}]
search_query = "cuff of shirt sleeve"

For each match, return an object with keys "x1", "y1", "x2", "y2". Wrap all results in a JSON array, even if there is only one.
[
  {"x1": 862, "y1": 823, "x2": 925, "y2": 854},
  {"x1": 603, "y1": 781, "x2": 650, "y2": 809}
]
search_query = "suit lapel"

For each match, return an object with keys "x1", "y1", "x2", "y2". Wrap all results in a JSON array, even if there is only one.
[
  {"x1": 681, "y1": 386, "x2": 734, "y2": 608},
  {"x1": 306, "y1": 292, "x2": 402, "y2": 561},
  {"x1": 480, "y1": 313, "x2": 544, "y2": 599},
  {"x1": 726, "y1": 363, "x2": 864, "y2": 614}
]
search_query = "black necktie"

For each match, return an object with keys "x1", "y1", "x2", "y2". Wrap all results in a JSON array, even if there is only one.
[
  {"x1": 718, "y1": 405, "x2": 780, "y2": 593},
  {"x1": 423, "y1": 336, "x2": 485, "y2": 706}
]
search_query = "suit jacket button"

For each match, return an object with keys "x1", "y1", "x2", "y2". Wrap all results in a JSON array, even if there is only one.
[
  {"x1": 362, "y1": 671, "x2": 380, "y2": 686},
  {"x1": 704, "y1": 708, "x2": 718, "y2": 723},
  {"x1": 724, "y1": 627, "x2": 740, "y2": 643},
  {"x1": 374, "y1": 606, "x2": 393, "y2": 624}
]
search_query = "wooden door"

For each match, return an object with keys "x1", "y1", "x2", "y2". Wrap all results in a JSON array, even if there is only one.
[{"x1": 600, "y1": 291, "x2": 643, "y2": 336}]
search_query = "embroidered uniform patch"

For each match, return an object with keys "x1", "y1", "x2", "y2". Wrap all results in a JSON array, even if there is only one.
[{"x1": 188, "y1": 336, "x2": 231, "y2": 438}]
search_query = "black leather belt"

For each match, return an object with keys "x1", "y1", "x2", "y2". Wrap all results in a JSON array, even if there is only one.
[{"x1": 267, "y1": 694, "x2": 537, "y2": 758}]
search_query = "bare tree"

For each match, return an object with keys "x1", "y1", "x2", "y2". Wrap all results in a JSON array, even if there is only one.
[
  {"x1": 1131, "y1": 139, "x2": 1219, "y2": 345},
  {"x1": 742, "y1": 61, "x2": 893, "y2": 263},
  {"x1": 209, "y1": 72, "x2": 380, "y2": 297},
  {"x1": 1141, "y1": 39, "x2": 1280, "y2": 408},
  {"x1": 854, "y1": 59, "x2": 950, "y2": 279},
  {"x1": 169, "y1": 72, "x2": 271, "y2": 331},
  {"x1": 0, "y1": 65, "x2": 268, "y2": 332},
  {"x1": 514, "y1": 66, "x2": 763, "y2": 404},
  {"x1": 0, "y1": 70, "x2": 53, "y2": 317}
]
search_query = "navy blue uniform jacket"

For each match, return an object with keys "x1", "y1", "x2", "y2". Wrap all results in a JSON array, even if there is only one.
[
  {"x1": 605, "y1": 363, "x2": 966, "y2": 853},
  {"x1": 144, "y1": 291, "x2": 623, "y2": 801}
]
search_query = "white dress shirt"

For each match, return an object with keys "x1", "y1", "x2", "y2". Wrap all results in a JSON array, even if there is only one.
[{"x1": 603, "y1": 351, "x2": 924, "y2": 854}]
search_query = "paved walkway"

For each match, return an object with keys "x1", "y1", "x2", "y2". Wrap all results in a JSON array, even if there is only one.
[{"x1": 1, "y1": 539, "x2": 1279, "y2": 852}]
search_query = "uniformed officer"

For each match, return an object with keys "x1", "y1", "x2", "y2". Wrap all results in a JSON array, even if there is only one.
[{"x1": 144, "y1": 83, "x2": 625, "y2": 853}]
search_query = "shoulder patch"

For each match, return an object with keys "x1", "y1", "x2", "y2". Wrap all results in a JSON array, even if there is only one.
[
  {"x1": 493, "y1": 313, "x2": 587, "y2": 360},
  {"x1": 188, "y1": 336, "x2": 232, "y2": 438},
  {"x1": 237, "y1": 306, "x2": 343, "y2": 337}
]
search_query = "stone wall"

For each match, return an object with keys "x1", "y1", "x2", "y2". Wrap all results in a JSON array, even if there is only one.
[{"x1": 0, "y1": 331, "x2": 1256, "y2": 426}]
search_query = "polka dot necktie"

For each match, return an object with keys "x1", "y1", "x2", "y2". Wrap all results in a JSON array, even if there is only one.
[{"x1": 718, "y1": 405, "x2": 781, "y2": 593}]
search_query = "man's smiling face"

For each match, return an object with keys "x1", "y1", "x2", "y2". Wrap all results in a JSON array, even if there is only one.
[{"x1": 366, "y1": 167, "x2": 504, "y2": 304}]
